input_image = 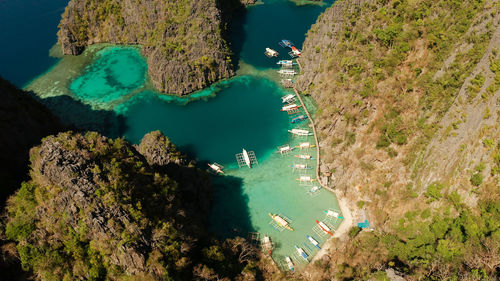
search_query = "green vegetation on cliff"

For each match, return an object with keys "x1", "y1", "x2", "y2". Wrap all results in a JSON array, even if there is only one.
[
  {"x1": 3, "y1": 131, "x2": 265, "y2": 280},
  {"x1": 58, "y1": 0, "x2": 240, "y2": 95},
  {"x1": 296, "y1": 0, "x2": 500, "y2": 279}
]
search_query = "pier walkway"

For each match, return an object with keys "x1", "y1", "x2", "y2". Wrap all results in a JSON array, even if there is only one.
[{"x1": 293, "y1": 60, "x2": 354, "y2": 260}]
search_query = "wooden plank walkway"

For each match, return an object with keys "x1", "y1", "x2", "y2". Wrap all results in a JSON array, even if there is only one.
[{"x1": 293, "y1": 59, "x2": 332, "y2": 193}]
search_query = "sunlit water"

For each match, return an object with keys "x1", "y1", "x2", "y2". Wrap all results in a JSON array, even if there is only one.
[{"x1": 23, "y1": 0, "x2": 342, "y2": 269}]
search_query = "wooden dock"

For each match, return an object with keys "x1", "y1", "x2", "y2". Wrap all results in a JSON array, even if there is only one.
[{"x1": 293, "y1": 59, "x2": 332, "y2": 193}]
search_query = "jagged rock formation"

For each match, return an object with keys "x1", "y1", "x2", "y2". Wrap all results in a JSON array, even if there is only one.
[
  {"x1": 4, "y1": 131, "x2": 266, "y2": 280},
  {"x1": 138, "y1": 130, "x2": 185, "y2": 167},
  {"x1": 58, "y1": 0, "x2": 238, "y2": 95},
  {"x1": 0, "y1": 77, "x2": 63, "y2": 206},
  {"x1": 297, "y1": 0, "x2": 500, "y2": 279}
]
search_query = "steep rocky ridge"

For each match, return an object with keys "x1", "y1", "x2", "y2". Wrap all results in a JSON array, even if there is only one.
[
  {"x1": 58, "y1": 0, "x2": 245, "y2": 95},
  {"x1": 3, "y1": 131, "x2": 272, "y2": 280},
  {"x1": 296, "y1": 0, "x2": 500, "y2": 279}
]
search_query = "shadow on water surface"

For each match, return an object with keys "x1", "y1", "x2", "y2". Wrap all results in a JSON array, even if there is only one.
[
  {"x1": 210, "y1": 174, "x2": 255, "y2": 238},
  {"x1": 30, "y1": 93, "x2": 128, "y2": 139}
]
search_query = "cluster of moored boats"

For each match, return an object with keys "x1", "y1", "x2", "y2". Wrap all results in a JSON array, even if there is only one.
[
  {"x1": 207, "y1": 41, "x2": 338, "y2": 273},
  {"x1": 280, "y1": 218, "x2": 335, "y2": 272},
  {"x1": 265, "y1": 39, "x2": 302, "y2": 58},
  {"x1": 264, "y1": 39, "x2": 301, "y2": 81}
]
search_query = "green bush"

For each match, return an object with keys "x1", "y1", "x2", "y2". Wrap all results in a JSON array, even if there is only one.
[
  {"x1": 424, "y1": 182, "x2": 444, "y2": 201},
  {"x1": 348, "y1": 226, "x2": 362, "y2": 238},
  {"x1": 470, "y1": 172, "x2": 483, "y2": 186}
]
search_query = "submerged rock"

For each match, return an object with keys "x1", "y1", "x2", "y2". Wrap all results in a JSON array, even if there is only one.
[{"x1": 57, "y1": 0, "x2": 237, "y2": 95}]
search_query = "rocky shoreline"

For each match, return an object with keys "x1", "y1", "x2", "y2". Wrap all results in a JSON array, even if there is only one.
[{"x1": 58, "y1": 0, "x2": 252, "y2": 95}]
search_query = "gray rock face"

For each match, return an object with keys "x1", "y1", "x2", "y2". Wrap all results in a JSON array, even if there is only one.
[
  {"x1": 57, "y1": 0, "x2": 235, "y2": 95},
  {"x1": 138, "y1": 130, "x2": 185, "y2": 167},
  {"x1": 32, "y1": 134, "x2": 149, "y2": 275},
  {"x1": 239, "y1": 0, "x2": 257, "y2": 5}
]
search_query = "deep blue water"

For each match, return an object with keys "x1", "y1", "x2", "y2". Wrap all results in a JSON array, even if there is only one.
[
  {"x1": 0, "y1": 0, "x2": 68, "y2": 87},
  {"x1": 233, "y1": 0, "x2": 332, "y2": 69}
]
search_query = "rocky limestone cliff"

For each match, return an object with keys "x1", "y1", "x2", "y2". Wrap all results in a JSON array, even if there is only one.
[
  {"x1": 58, "y1": 0, "x2": 240, "y2": 95},
  {"x1": 4, "y1": 131, "x2": 210, "y2": 279},
  {"x1": 298, "y1": 0, "x2": 499, "y2": 219},
  {"x1": 4, "y1": 131, "x2": 267, "y2": 280},
  {"x1": 296, "y1": 0, "x2": 499, "y2": 279}
]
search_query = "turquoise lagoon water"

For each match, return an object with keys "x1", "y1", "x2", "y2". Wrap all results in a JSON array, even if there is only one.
[{"x1": 23, "y1": 0, "x2": 341, "y2": 269}]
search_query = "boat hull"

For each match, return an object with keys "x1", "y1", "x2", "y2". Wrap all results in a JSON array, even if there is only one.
[{"x1": 315, "y1": 220, "x2": 333, "y2": 236}]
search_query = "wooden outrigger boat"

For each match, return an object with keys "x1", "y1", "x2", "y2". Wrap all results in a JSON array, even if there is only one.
[
  {"x1": 316, "y1": 220, "x2": 333, "y2": 236},
  {"x1": 278, "y1": 145, "x2": 294, "y2": 154},
  {"x1": 207, "y1": 163, "x2": 224, "y2": 174},
  {"x1": 285, "y1": 256, "x2": 295, "y2": 272},
  {"x1": 279, "y1": 39, "x2": 294, "y2": 48},
  {"x1": 281, "y1": 104, "x2": 301, "y2": 111},
  {"x1": 290, "y1": 164, "x2": 312, "y2": 170},
  {"x1": 297, "y1": 176, "x2": 316, "y2": 182},
  {"x1": 324, "y1": 209, "x2": 343, "y2": 219},
  {"x1": 281, "y1": 94, "x2": 295, "y2": 103},
  {"x1": 294, "y1": 154, "x2": 314, "y2": 160},
  {"x1": 308, "y1": 185, "x2": 321, "y2": 194},
  {"x1": 291, "y1": 46, "x2": 301, "y2": 56},
  {"x1": 277, "y1": 60, "x2": 296, "y2": 68},
  {"x1": 262, "y1": 235, "x2": 273, "y2": 255},
  {"x1": 288, "y1": 129, "x2": 313, "y2": 136},
  {"x1": 296, "y1": 142, "x2": 316, "y2": 149},
  {"x1": 269, "y1": 213, "x2": 294, "y2": 231},
  {"x1": 295, "y1": 245, "x2": 308, "y2": 261},
  {"x1": 306, "y1": 235, "x2": 321, "y2": 249},
  {"x1": 265, "y1": 47, "x2": 279, "y2": 57},
  {"x1": 291, "y1": 115, "x2": 307, "y2": 123},
  {"x1": 277, "y1": 69, "x2": 297, "y2": 75},
  {"x1": 242, "y1": 149, "x2": 252, "y2": 168}
]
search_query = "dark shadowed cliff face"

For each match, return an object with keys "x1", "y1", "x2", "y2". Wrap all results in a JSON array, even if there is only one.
[
  {"x1": 0, "y1": 77, "x2": 62, "y2": 206},
  {"x1": 58, "y1": 0, "x2": 237, "y2": 95}
]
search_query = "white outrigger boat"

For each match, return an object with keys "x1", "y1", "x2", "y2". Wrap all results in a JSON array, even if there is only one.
[
  {"x1": 297, "y1": 175, "x2": 315, "y2": 182},
  {"x1": 324, "y1": 209, "x2": 344, "y2": 219},
  {"x1": 295, "y1": 245, "x2": 308, "y2": 261},
  {"x1": 242, "y1": 149, "x2": 251, "y2": 168},
  {"x1": 264, "y1": 47, "x2": 279, "y2": 57},
  {"x1": 262, "y1": 235, "x2": 273, "y2": 255},
  {"x1": 288, "y1": 129, "x2": 313, "y2": 136},
  {"x1": 277, "y1": 60, "x2": 295, "y2": 68},
  {"x1": 316, "y1": 220, "x2": 333, "y2": 236},
  {"x1": 278, "y1": 145, "x2": 294, "y2": 154},
  {"x1": 281, "y1": 94, "x2": 295, "y2": 103},
  {"x1": 277, "y1": 69, "x2": 297, "y2": 75},
  {"x1": 290, "y1": 46, "x2": 302, "y2": 57},
  {"x1": 269, "y1": 213, "x2": 294, "y2": 231},
  {"x1": 281, "y1": 103, "x2": 301, "y2": 111},
  {"x1": 294, "y1": 154, "x2": 314, "y2": 160},
  {"x1": 290, "y1": 163, "x2": 311, "y2": 170},
  {"x1": 296, "y1": 142, "x2": 316, "y2": 149},
  {"x1": 306, "y1": 235, "x2": 321, "y2": 249},
  {"x1": 308, "y1": 185, "x2": 321, "y2": 194},
  {"x1": 285, "y1": 256, "x2": 295, "y2": 272},
  {"x1": 207, "y1": 163, "x2": 224, "y2": 174}
]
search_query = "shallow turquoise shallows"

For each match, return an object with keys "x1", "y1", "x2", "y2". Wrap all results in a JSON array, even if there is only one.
[
  {"x1": 26, "y1": 0, "x2": 342, "y2": 270},
  {"x1": 70, "y1": 47, "x2": 148, "y2": 107}
]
